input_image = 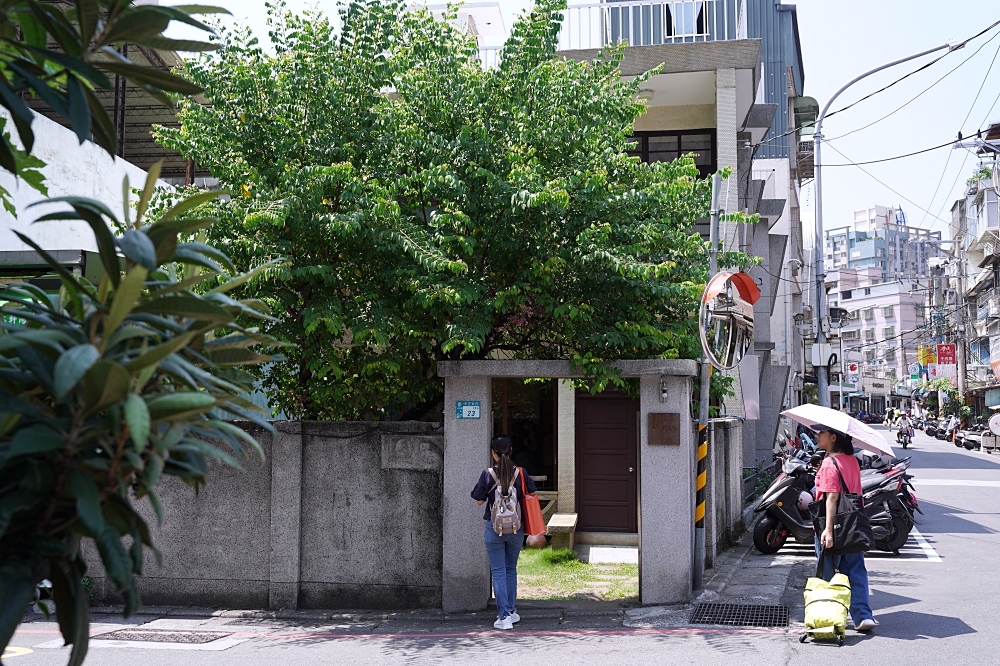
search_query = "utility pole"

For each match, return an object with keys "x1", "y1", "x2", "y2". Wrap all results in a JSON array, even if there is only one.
[
  {"x1": 813, "y1": 39, "x2": 964, "y2": 408},
  {"x1": 956, "y1": 242, "x2": 967, "y2": 398},
  {"x1": 693, "y1": 173, "x2": 721, "y2": 593}
]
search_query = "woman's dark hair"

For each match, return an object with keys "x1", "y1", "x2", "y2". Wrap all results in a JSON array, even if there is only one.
[
  {"x1": 491, "y1": 434, "x2": 515, "y2": 492},
  {"x1": 828, "y1": 430, "x2": 854, "y2": 455}
]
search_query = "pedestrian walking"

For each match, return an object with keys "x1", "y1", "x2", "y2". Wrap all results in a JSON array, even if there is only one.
[
  {"x1": 471, "y1": 434, "x2": 537, "y2": 630},
  {"x1": 813, "y1": 428, "x2": 877, "y2": 633}
]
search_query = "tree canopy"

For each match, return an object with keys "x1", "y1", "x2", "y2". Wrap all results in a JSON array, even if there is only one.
[{"x1": 158, "y1": 0, "x2": 736, "y2": 420}]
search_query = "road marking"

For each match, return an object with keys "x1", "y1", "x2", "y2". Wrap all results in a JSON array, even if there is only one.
[
  {"x1": 3, "y1": 647, "x2": 33, "y2": 658},
  {"x1": 910, "y1": 529, "x2": 942, "y2": 562},
  {"x1": 917, "y1": 479, "x2": 1000, "y2": 487}
]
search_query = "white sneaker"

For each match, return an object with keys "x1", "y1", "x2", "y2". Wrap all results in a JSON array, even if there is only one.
[
  {"x1": 494, "y1": 616, "x2": 513, "y2": 631},
  {"x1": 508, "y1": 612, "x2": 520, "y2": 624},
  {"x1": 856, "y1": 618, "x2": 876, "y2": 632}
]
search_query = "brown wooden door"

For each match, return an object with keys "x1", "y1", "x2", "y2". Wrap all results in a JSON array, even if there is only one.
[{"x1": 575, "y1": 395, "x2": 638, "y2": 533}]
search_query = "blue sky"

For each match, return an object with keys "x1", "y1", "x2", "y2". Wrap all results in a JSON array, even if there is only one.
[{"x1": 168, "y1": 1, "x2": 1000, "y2": 241}]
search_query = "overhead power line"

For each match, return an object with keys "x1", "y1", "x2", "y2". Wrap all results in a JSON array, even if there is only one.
[
  {"x1": 820, "y1": 137, "x2": 959, "y2": 167},
  {"x1": 827, "y1": 27, "x2": 1000, "y2": 143},
  {"x1": 754, "y1": 19, "x2": 1000, "y2": 152},
  {"x1": 823, "y1": 143, "x2": 951, "y2": 225}
]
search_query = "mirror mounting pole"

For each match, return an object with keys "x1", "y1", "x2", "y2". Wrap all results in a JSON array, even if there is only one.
[{"x1": 694, "y1": 172, "x2": 722, "y2": 592}]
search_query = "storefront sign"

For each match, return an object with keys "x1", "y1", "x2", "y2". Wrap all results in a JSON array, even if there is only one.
[{"x1": 992, "y1": 343, "x2": 1000, "y2": 382}]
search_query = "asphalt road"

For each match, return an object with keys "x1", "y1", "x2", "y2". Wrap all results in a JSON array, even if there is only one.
[{"x1": 6, "y1": 424, "x2": 1000, "y2": 665}]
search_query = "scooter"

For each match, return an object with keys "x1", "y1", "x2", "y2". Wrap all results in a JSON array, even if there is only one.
[
  {"x1": 896, "y1": 427, "x2": 912, "y2": 450},
  {"x1": 753, "y1": 452, "x2": 916, "y2": 554},
  {"x1": 752, "y1": 451, "x2": 819, "y2": 554},
  {"x1": 963, "y1": 426, "x2": 983, "y2": 451}
]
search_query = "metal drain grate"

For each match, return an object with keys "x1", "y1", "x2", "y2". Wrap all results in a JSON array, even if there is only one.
[
  {"x1": 96, "y1": 629, "x2": 233, "y2": 644},
  {"x1": 689, "y1": 603, "x2": 789, "y2": 628}
]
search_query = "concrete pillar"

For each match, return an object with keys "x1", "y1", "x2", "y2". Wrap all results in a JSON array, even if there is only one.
[
  {"x1": 556, "y1": 379, "x2": 575, "y2": 514},
  {"x1": 715, "y1": 66, "x2": 748, "y2": 458},
  {"x1": 269, "y1": 421, "x2": 303, "y2": 610},
  {"x1": 639, "y1": 373, "x2": 695, "y2": 604},
  {"x1": 442, "y1": 376, "x2": 492, "y2": 612}
]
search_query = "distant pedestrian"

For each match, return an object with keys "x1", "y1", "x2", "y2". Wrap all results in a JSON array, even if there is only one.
[
  {"x1": 471, "y1": 434, "x2": 537, "y2": 630},
  {"x1": 813, "y1": 428, "x2": 876, "y2": 633}
]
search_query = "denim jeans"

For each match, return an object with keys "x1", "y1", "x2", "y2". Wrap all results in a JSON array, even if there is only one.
[
  {"x1": 484, "y1": 523, "x2": 523, "y2": 619},
  {"x1": 813, "y1": 535, "x2": 874, "y2": 625}
]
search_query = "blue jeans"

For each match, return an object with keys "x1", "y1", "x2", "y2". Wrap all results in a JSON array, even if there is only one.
[
  {"x1": 814, "y1": 535, "x2": 874, "y2": 625},
  {"x1": 484, "y1": 523, "x2": 523, "y2": 619}
]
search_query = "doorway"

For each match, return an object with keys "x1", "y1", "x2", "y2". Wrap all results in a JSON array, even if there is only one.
[{"x1": 575, "y1": 394, "x2": 638, "y2": 533}]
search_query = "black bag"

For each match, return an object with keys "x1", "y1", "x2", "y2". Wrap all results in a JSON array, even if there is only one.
[{"x1": 808, "y1": 456, "x2": 874, "y2": 555}]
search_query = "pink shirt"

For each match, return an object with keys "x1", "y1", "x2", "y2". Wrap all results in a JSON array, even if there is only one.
[{"x1": 814, "y1": 453, "x2": 861, "y2": 500}]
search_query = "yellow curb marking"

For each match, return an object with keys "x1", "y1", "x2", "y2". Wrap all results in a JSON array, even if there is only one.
[{"x1": 3, "y1": 647, "x2": 34, "y2": 658}]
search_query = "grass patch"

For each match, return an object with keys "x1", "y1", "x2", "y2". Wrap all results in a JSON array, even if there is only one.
[{"x1": 516, "y1": 547, "x2": 638, "y2": 601}]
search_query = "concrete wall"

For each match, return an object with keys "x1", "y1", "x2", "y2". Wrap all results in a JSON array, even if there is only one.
[
  {"x1": 87, "y1": 421, "x2": 444, "y2": 610},
  {"x1": 0, "y1": 108, "x2": 153, "y2": 252},
  {"x1": 703, "y1": 418, "x2": 746, "y2": 567}
]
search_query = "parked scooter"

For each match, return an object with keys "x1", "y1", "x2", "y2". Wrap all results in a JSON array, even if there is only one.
[
  {"x1": 753, "y1": 450, "x2": 916, "y2": 554},
  {"x1": 963, "y1": 425, "x2": 983, "y2": 451},
  {"x1": 752, "y1": 450, "x2": 819, "y2": 554}
]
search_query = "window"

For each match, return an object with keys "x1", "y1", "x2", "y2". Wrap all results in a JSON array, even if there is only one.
[
  {"x1": 865, "y1": 350, "x2": 876, "y2": 362},
  {"x1": 915, "y1": 305, "x2": 925, "y2": 319},
  {"x1": 848, "y1": 310, "x2": 860, "y2": 320},
  {"x1": 863, "y1": 308, "x2": 875, "y2": 320},
  {"x1": 881, "y1": 306, "x2": 894, "y2": 318},
  {"x1": 884, "y1": 349, "x2": 896, "y2": 362},
  {"x1": 627, "y1": 130, "x2": 716, "y2": 178},
  {"x1": 883, "y1": 326, "x2": 895, "y2": 338},
  {"x1": 864, "y1": 328, "x2": 876, "y2": 341},
  {"x1": 886, "y1": 367, "x2": 897, "y2": 380},
  {"x1": 842, "y1": 329, "x2": 860, "y2": 340}
]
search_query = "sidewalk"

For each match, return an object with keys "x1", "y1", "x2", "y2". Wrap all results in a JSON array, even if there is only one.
[
  {"x1": 624, "y1": 532, "x2": 810, "y2": 629},
  {"x1": 24, "y1": 535, "x2": 808, "y2": 636}
]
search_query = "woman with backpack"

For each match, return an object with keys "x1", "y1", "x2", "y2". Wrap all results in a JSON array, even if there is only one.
[{"x1": 471, "y1": 434, "x2": 537, "y2": 630}]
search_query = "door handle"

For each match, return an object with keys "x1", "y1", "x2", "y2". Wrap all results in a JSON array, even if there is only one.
[{"x1": 629, "y1": 467, "x2": 634, "y2": 473}]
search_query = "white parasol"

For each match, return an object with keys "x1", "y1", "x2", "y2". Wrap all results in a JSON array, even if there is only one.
[{"x1": 781, "y1": 404, "x2": 895, "y2": 457}]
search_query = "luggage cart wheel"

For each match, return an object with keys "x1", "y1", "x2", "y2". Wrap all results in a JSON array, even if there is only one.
[
  {"x1": 838, "y1": 636, "x2": 844, "y2": 647},
  {"x1": 800, "y1": 633, "x2": 807, "y2": 643}
]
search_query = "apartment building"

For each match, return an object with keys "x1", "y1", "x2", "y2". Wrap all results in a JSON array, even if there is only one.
[
  {"x1": 825, "y1": 205, "x2": 943, "y2": 280},
  {"x1": 825, "y1": 268, "x2": 925, "y2": 413}
]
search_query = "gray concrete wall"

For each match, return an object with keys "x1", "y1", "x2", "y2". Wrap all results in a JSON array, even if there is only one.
[
  {"x1": 704, "y1": 418, "x2": 746, "y2": 567},
  {"x1": 87, "y1": 421, "x2": 444, "y2": 611}
]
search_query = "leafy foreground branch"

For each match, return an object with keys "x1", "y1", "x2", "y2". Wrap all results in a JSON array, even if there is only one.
[{"x1": 0, "y1": 166, "x2": 285, "y2": 666}]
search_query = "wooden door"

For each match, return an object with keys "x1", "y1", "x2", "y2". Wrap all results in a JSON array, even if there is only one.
[{"x1": 575, "y1": 395, "x2": 638, "y2": 533}]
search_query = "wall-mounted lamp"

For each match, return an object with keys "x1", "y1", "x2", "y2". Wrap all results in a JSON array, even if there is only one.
[{"x1": 660, "y1": 376, "x2": 669, "y2": 402}]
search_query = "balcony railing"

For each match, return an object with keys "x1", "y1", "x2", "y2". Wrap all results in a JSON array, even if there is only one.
[
  {"x1": 478, "y1": 0, "x2": 744, "y2": 67},
  {"x1": 558, "y1": 0, "x2": 744, "y2": 51}
]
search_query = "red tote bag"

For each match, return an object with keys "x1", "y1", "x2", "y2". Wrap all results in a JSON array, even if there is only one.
[{"x1": 520, "y1": 468, "x2": 546, "y2": 536}]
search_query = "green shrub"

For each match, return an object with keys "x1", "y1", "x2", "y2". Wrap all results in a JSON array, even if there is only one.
[{"x1": 542, "y1": 548, "x2": 578, "y2": 566}]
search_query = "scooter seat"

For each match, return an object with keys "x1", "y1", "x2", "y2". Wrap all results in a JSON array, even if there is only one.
[{"x1": 861, "y1": 475, "x2": 887, "y2": 492}]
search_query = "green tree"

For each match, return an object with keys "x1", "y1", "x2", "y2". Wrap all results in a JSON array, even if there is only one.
[{"x1": 158, "y1": 0, "x2": 749, "y2": 420}]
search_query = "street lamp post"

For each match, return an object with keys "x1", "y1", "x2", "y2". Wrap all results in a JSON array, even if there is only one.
[{"x1": 812, "y1": 40, "x2": 964, "y2": 407}]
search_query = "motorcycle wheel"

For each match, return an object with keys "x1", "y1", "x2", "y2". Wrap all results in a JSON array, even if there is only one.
[
  {"x1": 878, "y1": 514, "x2": 911, "y2": 553},
  {"x1": 902, "y1": 440, "x2": 908, "y2": 449},
  {"x1": 752, "y1": 515, "x2": 788, "y2": 554}
]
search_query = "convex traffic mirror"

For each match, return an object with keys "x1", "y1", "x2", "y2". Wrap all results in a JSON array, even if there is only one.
[{"x1": 699, "y1": 271, "x2": 760, "y2": 370}]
